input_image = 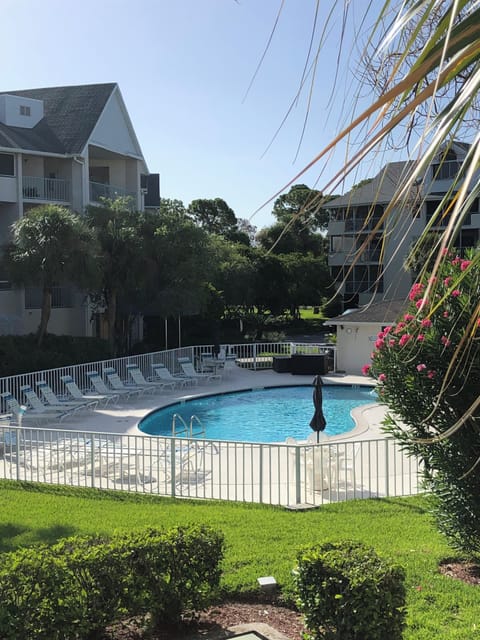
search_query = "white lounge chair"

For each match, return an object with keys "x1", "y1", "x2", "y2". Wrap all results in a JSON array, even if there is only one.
[
  {"x1": 20, "y1": 385, "x2": 72, "y2": 422},
  {"x1": 178, "y1": 357, "x2": 221, "y2": 384},
  {"x1": 60, "y1": 375, "x2": 113, "y2": 407},
  {"x1": 86, "y1": 371, "x2": 123, "y2": 403},
  {"x1": 1, "y1": 391, "x2": 62, "y2": 426},
  {"x1": 102, "y1": 367, "x2": 146, "y2": 399},
  {"x1": 126, "y1": 364, "x2": 175, "y2": 393},
  {"x1": 36, "y1": 379, "x2": 98, "y2": 412},
  {"x1": 151, "y1": 363, "x2": 194, "y2": 388}
]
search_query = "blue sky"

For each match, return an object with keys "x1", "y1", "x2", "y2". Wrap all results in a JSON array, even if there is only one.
[{"x1": 2, "y1": 0, "x2": 389, "y2": 230}]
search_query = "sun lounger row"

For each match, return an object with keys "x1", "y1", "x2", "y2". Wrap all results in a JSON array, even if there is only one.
[{"x1": 0, "y1": 358, "x2": 226, "y2": 426}]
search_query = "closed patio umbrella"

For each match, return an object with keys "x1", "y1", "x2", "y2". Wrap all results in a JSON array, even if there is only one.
[{"x1": 309, "y1": 375, "x2": 326, "y2": 443}]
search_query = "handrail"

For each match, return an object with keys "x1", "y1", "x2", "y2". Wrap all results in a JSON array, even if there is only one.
[
  {"x1": 172, "y1": 413, "x2": 189, "y2": 437},
  {"x1": 190, "y1": 415, "x2": 205, "y2": 438}
]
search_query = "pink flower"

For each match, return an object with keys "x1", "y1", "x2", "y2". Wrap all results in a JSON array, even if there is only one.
[
  {"x1": 441, "y1": 336, "x2": 451, "y2": 347},
  {"x1": 417, "y1": 334, "x2": 425, "y2": 342},
  {"x1": 443, "y1": 311, "x2": 449, "y2": 318},
  {"x1": 428, "y1": 276, "x2": 437, "y2": 284},
  {"x1": 383, "y1": 326, "x2": 392, "y2": 334},
  {"x1": 394, "y1": 322, "x2": 406, "y2": 334},
  {"x1": 362, "y1": 364, "x2": 371, "y2": 376},
  {"x1": 388, "y1": 339, "x2": 396, "y2": 347},
  {"x1": 404, "y1": 314, "x2": 414, "y2": 322},
  {"x1": 416, "y1": 298, "x2": 428, "y2": 309},
  {"x1": 441, "y1": 247, "x2": 449, "y2": 256},
  {"x1": 399, "y1": 334, "x2": 412, "y2": 347},
  {"x1": 375, "y1": 338, "x2": 385, "y2": 349},
  {"x1": 427, "y1": 370, "x2": 436, "y2": 379},
  {"x1": 461, "y1": 260, "x2": 471, "y2": 271},
  {"x1": 409, "y1": 283, "x2": 425, "y2": 301},
  {"x1": 443, "y1": 276, "x2": 452, "y2": 287},
  {"x1": 377, "y1": 331, "x2": 385, "y2": 339},
  {"x1": 417, "y1": 364, "x2": 427, "y2": 372},
  {"x1": 378, "y1": 373, "x2": 386, "y2": 383},
  {"x1": 451, "y1": 257, "x2": 461, "y2": 266},
  {"x1": 421, "y1": 318, "x2": 432, "y2": 328},
  {"x1": 451, "y1": 289, "x2": 461, "y2": 297}
]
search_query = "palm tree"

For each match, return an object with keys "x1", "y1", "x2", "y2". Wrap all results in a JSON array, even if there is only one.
[{"x1": 3, "y1": 205, "x2": 98, "y2": 346}]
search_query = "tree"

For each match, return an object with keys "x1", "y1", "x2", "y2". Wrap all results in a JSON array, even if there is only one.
[
  {"x1": 86, "y1": 198, "x2": 143, "y2": 353},
  {"x1": 137, "y1": 199, "x2": 214, "y2": 328},
  {"x1": 272, "y1": 184, "x2": 329, "y2": 232},
  {"x1": 256, "y1": 185, "x2": 330, "y2": 256},
  {"x1": 365, "y1": 248, "x2": 480, "y2": 552},
  {"x1": 187, "y1": 198, "x2": 238, "y2": 238},
  {"x1": 3, "y1": 205, "x2": 98, "y2": 346}
]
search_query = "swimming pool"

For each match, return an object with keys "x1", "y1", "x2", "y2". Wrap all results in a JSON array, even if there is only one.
[{"x1": 139, "y1": 385, "x2": 375, "y2": 443}]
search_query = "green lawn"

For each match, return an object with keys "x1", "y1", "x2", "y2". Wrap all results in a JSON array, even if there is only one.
[{"x1": 0, "y1": 481, "x2": 478, "y2": 639}]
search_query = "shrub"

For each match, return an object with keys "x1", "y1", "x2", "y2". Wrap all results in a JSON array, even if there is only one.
[
  {"x1": 366, "y1": 247, "x2": 480, "y2": 553},
  {"x1": 294, "y1": 540, "x2": 406, "y2": 640},
  {"x1": 122, "y1": 525, "x2": 225, "y2": 629},
  {"x1": 0, "y1": 525, "x2": 224, "y2": 639},
  {"x1": 0, "y1": 334, "x2": 112, "y2": 376}
]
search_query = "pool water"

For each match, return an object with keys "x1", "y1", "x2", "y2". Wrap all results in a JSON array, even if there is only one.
[{"x1": 139, "y1": 385, "x2": 375, "y2": 443}]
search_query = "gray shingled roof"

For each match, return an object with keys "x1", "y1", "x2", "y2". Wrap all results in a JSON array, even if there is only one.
[
  {"x1": 328, "y1": 161, "x2": 416, "y2": 208},
  {"x1": 0, "y1": 83, "x2": 116, "y2": 155},
  {"x1": 326, "y1": 299, "x2": 407, "y2": 325}
]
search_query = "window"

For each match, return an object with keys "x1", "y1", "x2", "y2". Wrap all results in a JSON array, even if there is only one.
[
  {"x1": 19, "y1": 105, "x2": 31, "y2": 116},
  {"x1": 25, "y1": 286, "x2": 74, "y2": 309},
  {"x1": 426, "y1": 200, "x2": 472, "y2": 227},
  {"x1": 0, "y1": 153, "x2": 14, "y2": 176}
]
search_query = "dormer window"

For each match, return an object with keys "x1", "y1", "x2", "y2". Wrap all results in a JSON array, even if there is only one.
[{"x1": 19, "y1": 105, "x2": 31, "y2": 116}]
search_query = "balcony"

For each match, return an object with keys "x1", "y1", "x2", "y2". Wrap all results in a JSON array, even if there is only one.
[
  {"x1": 22, "y1": 176, "x2": 70, "y2": 203},
  {"x1": 431, "y1": 160, "x2": 461, "y2": 181},
  {"x1": 89, "y1": 181, "x2": 137, "y2": 205}
]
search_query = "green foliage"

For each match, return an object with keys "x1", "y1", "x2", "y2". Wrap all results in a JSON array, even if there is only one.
[
  {"x1": 0, "y1": 524, "x2": 224, "y2": 640},
  {"x1": 121, "y1": 525, "x2": 225, "y2": 629},
  {"x1": 0, "y1": 334, "x2": 112, "y2": 376},
  {"x1": 295, "y1": 540, "x2": 406, "y2": 640},
  {"x1": 1, "y1": 485, "x2": 478, "y2": 639},
  {"x1": 2, "y1": 205, "x2": 98, "y2": 344},
  {"x1": 367, "y1": 248, "x2": 480, "y2": 553},
  {"x1": 187, "y1": 197, "x2": 238, "y2": 237}
]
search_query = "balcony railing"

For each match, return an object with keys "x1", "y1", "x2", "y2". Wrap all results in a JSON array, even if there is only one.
[
  {"x1": 22, "y1": 176, "x2": 70, "y2": 202},
  {"x1": 89, "y1": 181, "x2": 137, "y2": 204},
  {"x1": 431, "y1": 160, "x2": 461, "y2": 181}
]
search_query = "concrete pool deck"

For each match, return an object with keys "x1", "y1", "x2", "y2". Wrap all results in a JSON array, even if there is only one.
[{"x1": 63, "y1": 366, "x2": 388, "y2": 442}]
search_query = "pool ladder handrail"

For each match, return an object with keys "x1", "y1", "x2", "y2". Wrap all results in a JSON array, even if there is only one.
[{"x1": 171, "y1": 413, "x2": 206, "y2": 438}]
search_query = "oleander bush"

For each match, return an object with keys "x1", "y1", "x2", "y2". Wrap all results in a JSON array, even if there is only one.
[
  {"x1": 295, "y1": 540, "x2": 406, "y2": 640},
  {"x1": 365, "y1": 247, "x2": 480, "y2": 553},
  {"x1": 0, "y1": 524, "x2": 224, "y2": 640}
]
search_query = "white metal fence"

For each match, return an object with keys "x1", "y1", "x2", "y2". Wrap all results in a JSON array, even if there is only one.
[
  {"x1": 0, "y1": 425, "x2": 422, "y2": 507},
  {"x1": 0, "y1": 342, "x2": 423, "y2": 506}
]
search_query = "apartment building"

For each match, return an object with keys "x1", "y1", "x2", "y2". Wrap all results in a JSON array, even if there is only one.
[
  {"x1": 0, "y1": 83, "x2": 159, "y2": 337},
  {"x1": 325, "y1": 142, "x2": 480, "y2": 374},
  {"x1": 327, "y1": 141, "x2": 480, "y2": 307}
]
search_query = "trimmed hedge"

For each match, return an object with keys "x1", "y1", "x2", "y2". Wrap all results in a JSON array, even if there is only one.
[
  {"x1": 0, "y1": 334, "x2": 112, "y2": 376},
  {"x1": 0, "y1": 524, "x2": 224, "y2": 640},
  {"x1": 294, "y1": 540, "x2": 406, "y2": 640}
]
